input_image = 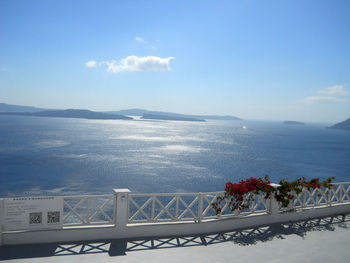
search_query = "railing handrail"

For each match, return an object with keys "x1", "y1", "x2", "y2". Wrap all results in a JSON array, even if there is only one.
[
  {"x1": 128, "y1": 191, "x2": 224, "y2": 197},
  {"x1": 63, "y1": 194, "x2": 114, "y2": 198},
  {"x1": 126, "y1": 182, "x2": 350, "y2": 197},
  {"x1": 332, "y1": 182, "x2": 350, "y2": 185}
]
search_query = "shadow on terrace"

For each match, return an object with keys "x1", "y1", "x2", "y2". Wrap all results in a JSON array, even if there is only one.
[{"x1": 1, "y1": 213, "x2": 349, "y2": 260}]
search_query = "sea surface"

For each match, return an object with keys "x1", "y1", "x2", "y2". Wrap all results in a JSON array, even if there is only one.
[{"x1": 0, "y1": 115, "x2": 349, "y2": 197}]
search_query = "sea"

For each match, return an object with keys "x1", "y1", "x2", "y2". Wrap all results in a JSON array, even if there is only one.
[{"x1": 0, "y1": 115, "x2": 349, "y2": 197}]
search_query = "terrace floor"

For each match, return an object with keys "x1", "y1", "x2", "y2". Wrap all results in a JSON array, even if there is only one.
[{"x1": 1, "y1": 214, "x2": 350, "y2": 263}]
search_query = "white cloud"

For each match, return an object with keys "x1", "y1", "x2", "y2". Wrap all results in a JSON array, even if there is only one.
[
  {"x1": 302, "y1": 85, "x2": 348, "y2": 103},
  {"x1": 85, "y1": 60, "x2": 97, "y2": 68},
  {"x1": 303, "y1": 96, "x2": 345, "y2": 103},
  {"x1": 318, "y1": 85, "x2": 349, "y2": 96},
  {"x1": 86, "y1": 55, "x2": 175, "y2": 73},
  {"x1": 135, "y1": 36, "x2": 146, "y2": 43}
]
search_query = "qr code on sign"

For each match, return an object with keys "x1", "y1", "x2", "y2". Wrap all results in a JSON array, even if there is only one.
[
  {"x1": 47, "y1": 211, "x2": 60, "y2": 224},
  {"x1": 29, "y1": 212, "x2": 42, "y2": 224}
]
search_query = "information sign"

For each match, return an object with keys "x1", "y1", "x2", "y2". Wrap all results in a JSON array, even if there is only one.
[{"x1": 4, "y1": 196, "x2": 63, "y2": 231}]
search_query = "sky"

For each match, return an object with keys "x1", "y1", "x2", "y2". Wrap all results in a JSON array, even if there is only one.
[{"x1": 1, "y1": 0, "x2": 350, "y2": 123}]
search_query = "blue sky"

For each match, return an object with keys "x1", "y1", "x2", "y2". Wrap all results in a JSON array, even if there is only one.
[{"x1": 1, "y1": 0, "x2": 350, "y2": 122}]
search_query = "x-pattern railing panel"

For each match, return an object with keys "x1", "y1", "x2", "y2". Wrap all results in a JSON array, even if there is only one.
[
  {"x1": 128, "y1": 193, "x2": 201, "y2": 223},
  {"x1": 128, "y1": 196, "x2": 153, "y2": 222},
  {"x1": 281, "y1": 183, "x2": 350, "y2": 211},
  {"x1": 63, "y1": 194, "x2": 115, "y2": 226},
  {"x1": 153, "y1": 196, "x2": 177, "y2": 221},
  {"x1": 178, "y1": 195, "x2": 199, "y2": 219},
  {"x1": 284, "y1": 188, "x2": 326, "y2": 210},
  {"x1": 201, "y1": 191, "x2": 268, "y2": 219},
  {"x1": 330, "y1": 183, "x2": 350, "y2": 204}
]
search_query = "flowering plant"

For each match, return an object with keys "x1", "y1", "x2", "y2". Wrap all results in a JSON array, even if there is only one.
[
  {"x1": 212, "y1": 175, "x2": 335, "y2": 214},
  {"x1": 274, "y1": 176, "x2": 334, "y2": 208}
]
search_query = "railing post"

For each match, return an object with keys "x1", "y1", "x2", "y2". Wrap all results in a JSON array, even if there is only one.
[
  {"x1": 113, "y1": 189, "x2": 131, "y2": 229},
  {"x1": 268, "y1": 183, "x2": 281, "y2": 216},
  {"x1": 0, "y1": 198, "x2": 4, "y2": 246}
]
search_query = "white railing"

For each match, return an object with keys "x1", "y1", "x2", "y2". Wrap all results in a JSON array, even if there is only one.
[
  {"x1": 63, "y1": 194, "x2": 115, "y2": 226},
  {"x1": 61, "y1": 182, "x2": 350, "y2": 226},
  {"x1": 286, "y1": 182, "x2": 350, "y2": 210},
  {"x1": 1, "y1": 182, "x2": 350, "y2": 246},
  {"x1": 127, "y1": 191, "x2": 270, "y2": 224}
]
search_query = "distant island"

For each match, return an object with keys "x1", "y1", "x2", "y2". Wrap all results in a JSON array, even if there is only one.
[
  {"x1": 142, "y1": 113, "x2": 205, "y2": 122},
  {"x1": 283, "y1": 121, "x2": 305, "y2": 125},
  {"x1": 0, "y1": 103, "x2": 242, "y2": 121},
  {"x1": 329, "y1": 118, "x2": 350, "y2": 131},
  {"x1": 0, "y1": 109, "x2": 132, "y2": 120}
]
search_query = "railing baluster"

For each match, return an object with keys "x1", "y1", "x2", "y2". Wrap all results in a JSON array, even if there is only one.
[
  {"x1": 327, "y1": 188, "x2": 331, "y2": 205},
  {"x1": 176, "y1": 195, "x2": 179, "y2": 220},
  {"x1": 87, "y1": 198, "x2": 90, "y2": 224},
  {"x1": 151, "y1": 196, "x2": 155, "y2": 222},
  {"x1": 198, "y1": 193, "x2": 203, "y2": 223}
]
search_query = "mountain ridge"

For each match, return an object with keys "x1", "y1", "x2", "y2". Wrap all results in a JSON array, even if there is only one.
[
  {"x1": 0, "y1": 103, "x2": 48, "y2": 112},
  {"x1": 0, "y1": 109, "x2": 132, "y2": 120},
  {"x1": 105, "y1": 108, "x2": 242, "y2": 121}
]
